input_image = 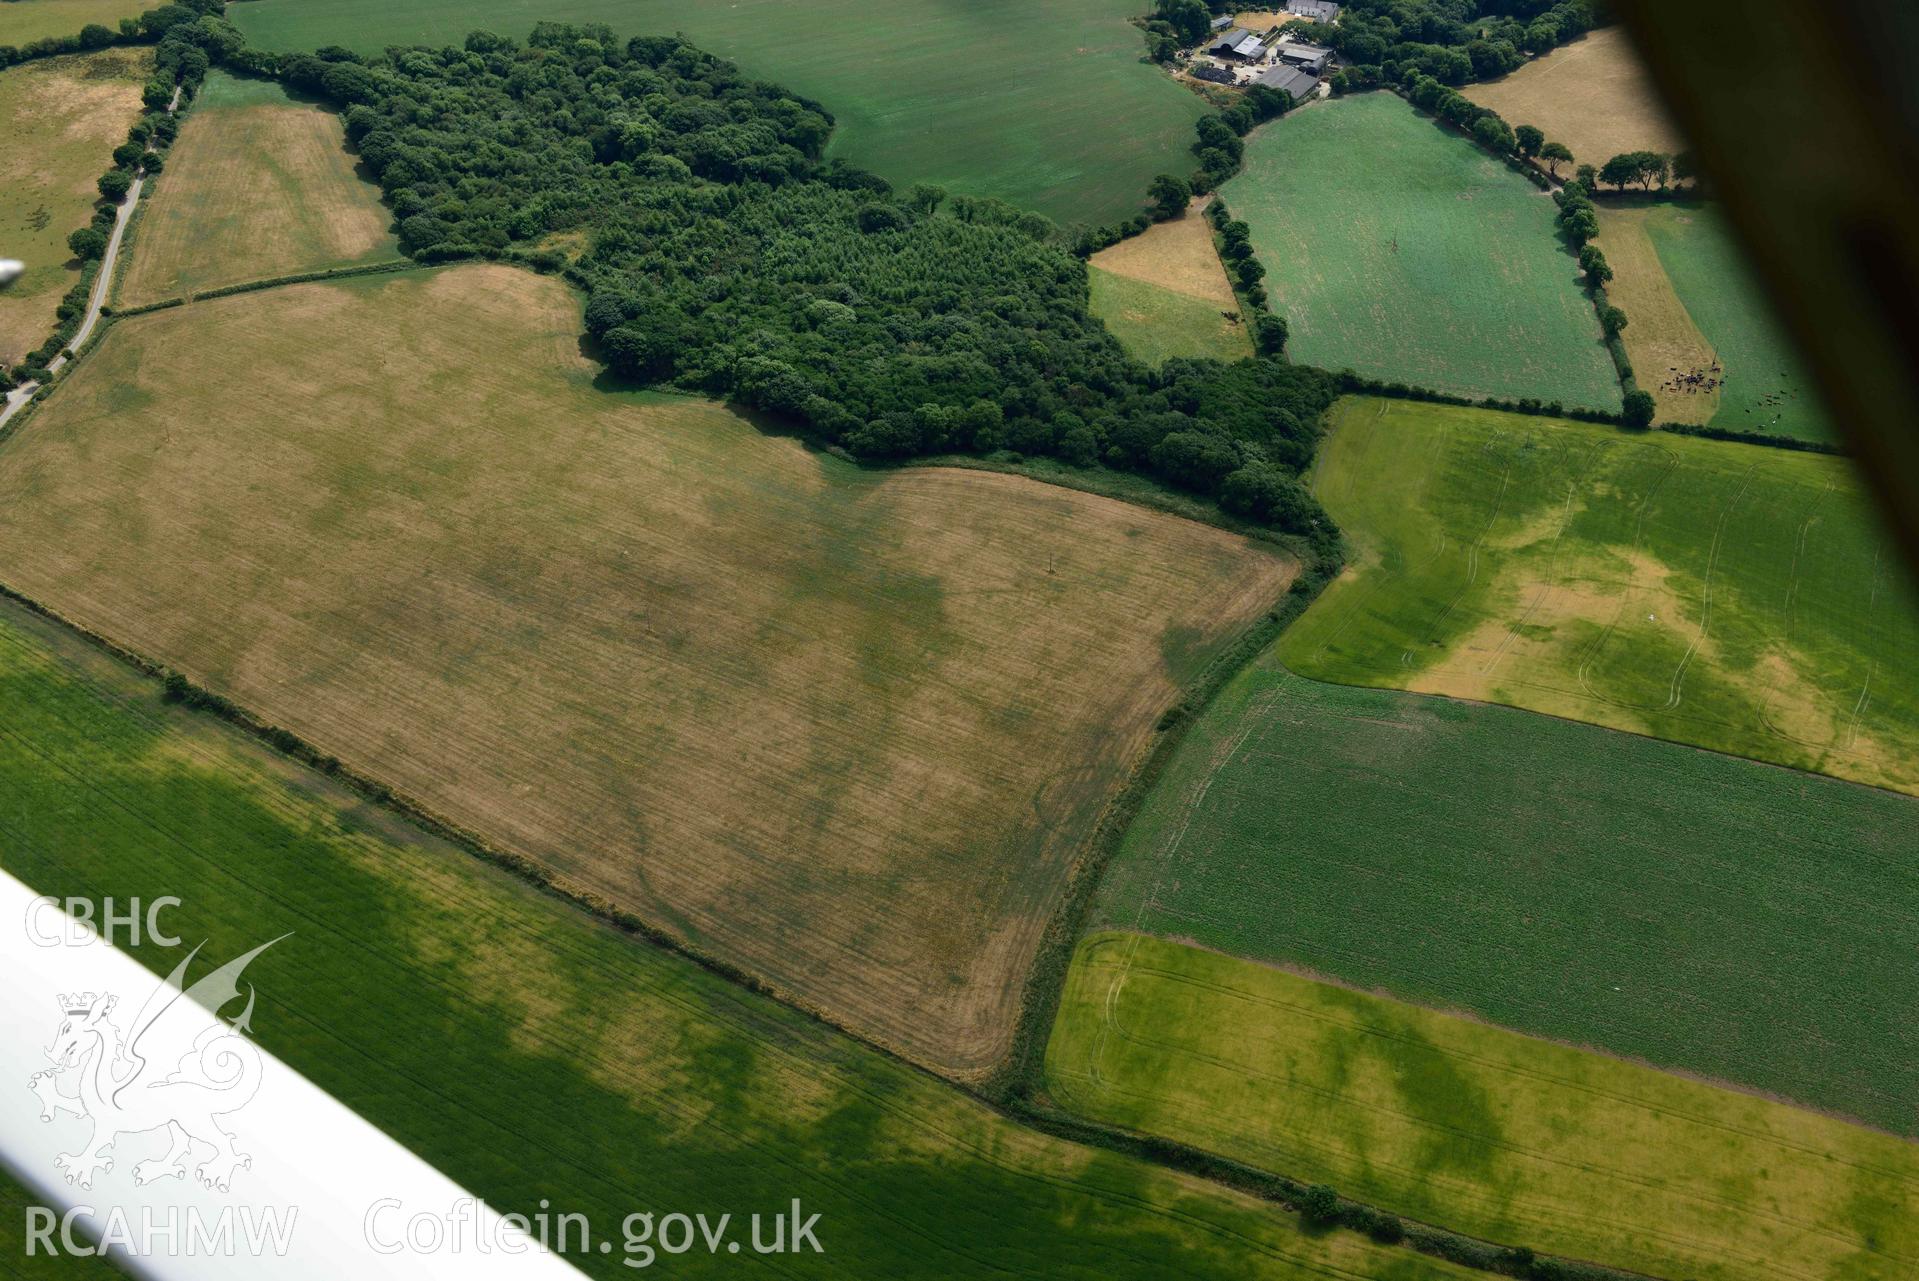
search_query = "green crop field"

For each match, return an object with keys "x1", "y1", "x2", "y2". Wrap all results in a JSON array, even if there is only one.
[
  {"x1": 1090, "y1": 268, "x2": 1252, "y2": 365},
  {"x1": 227, "y1": 0, "x2": 1206, "y2": 230},
  {"x1": 1048, "y1": 933, "x2": 1919, "y2": 1281},
  {"x1": 0, "y1": 0, "x2": 150, "y2": 45},
  {"x1": 0, "y1": 47, "x2": 149, "y2": 366},
  {"x1": 1279, "y1": 396, "x2": 1919, "y2": 792},
  {"x1": 115, "y1": 71, "x2": 398, "y2": 306},
  {"x1": 0, "y1": 599, "x2": 1475, "y2": 1281},
  {"x1": 1637, "y1": 201, "x2": 1834, "y2": 443},
  {"x1": 1220, "y1": 93, "x2": 1619, "y2": 409},
  {"x1": 1092, "y1": 662, "x2": 1919, "y2": 1136}
]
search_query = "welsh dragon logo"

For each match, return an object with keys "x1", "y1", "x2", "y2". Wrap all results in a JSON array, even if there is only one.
[{"x1": 26, "y1": 938, "x2": 285, "y2": 1193}]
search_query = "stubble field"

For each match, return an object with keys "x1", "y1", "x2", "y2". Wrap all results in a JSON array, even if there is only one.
[
  {"x1": 228, "y1": 0, "x2": 1207, "y2": 229},
  {"x1": 0, "y1": 48, "x2": 149, "y2": 365},
  {"x1": 0, "y1": 598, "x2": 1475, "y2": 1281},
  {"x1": 115, "y1": 71, "x2": 398, "y2": 306},
  {"x1": 1048, "y1": 933, "x2": 1919, "y2": 1281},
  {"x1": 1278, "y1": 397, "x2": 1918, "y2": 791},
  {"x1": 0, "y1": 263, "x2": 1296, "y2": 1080},
  {"x1": 1461, "y1": 27, "x2": 1686, "y2": 170},
  {"x1": 1220, "y1": 92, "x2": 1619, "y2": 409}
]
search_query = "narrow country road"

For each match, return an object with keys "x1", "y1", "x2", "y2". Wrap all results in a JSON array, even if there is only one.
[{"x1": 0, "y1": 84, "x2": 183, "y2": 433}]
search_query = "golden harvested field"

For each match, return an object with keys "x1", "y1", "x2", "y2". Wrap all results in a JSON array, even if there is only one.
[
  {"x1": 0, "y1": 263, "x2": 1295, "y2": 1079},
  {"x1": 1598, "y1": 204, "x2": 1718, "y2": 423},
  {"x1": 1231, "y1": 11, "x2": 1300, "y2": 33},
  {"x1": 1090, "y1": 198, "x2": 1240, "y2": 309},
  {"x1": 1463, "y1": 26, "x2": 1686, "y2": 169},
  {"x1": 0, "y1": 48, "x2": 149, "y2": 365},
  {"x1": 116, "y1": 72, "x2": 397, "y2": 306}
]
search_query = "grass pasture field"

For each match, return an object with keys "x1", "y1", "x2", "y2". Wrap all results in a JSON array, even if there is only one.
[
  {"x1": 228, "y1": 0, "x2": 1207, "y2": 230},
  {"x1": 1632, "y1": 201, "x2": 1833, "y2": 442},
  {"x1": 1088, "y1": 202, "x2": 1251, "y2": 364},
  {"x1": 0, "y1": 262, "x2": 1296, "y2": 1080},
  {"x1": 1462, "y1": 27, "x2": 1686, "y2": 171},
  {"x1": 1279, "y1": 396, "x2": 1919, "y2": 792},
  {"x1": 0, "y1": 0, "x2": 150, "y2": 45},
  {"x1": 1047, "y1": 933, "x2": 1919, "y2": 1281},
  {"x1": 0, "y1": 47, "x2": 149, "y2": 366},
  {"x1": 0, "y1": 602, "x2": 1478, "y2": 1281},
  {"x1": 1089, "y1": 269, "x2": 1251, "y2": 365},
  {"x1": 115, "y1": 71, "x2": 398, "y2": 306},
  {"x1": 1091, "y1": 659, "x2": 1919, "y2": 1136},
  {"x1": 1221, "y1": 92, "x2": 1619, "y2": 409}
]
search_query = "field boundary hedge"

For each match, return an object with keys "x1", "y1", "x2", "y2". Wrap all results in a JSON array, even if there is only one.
[
  {"x1": 0, "y1": 22, "x2": 153, "y2": 71},
  {"x1": 1656, "y1": 420, "x2": 1847, "y2": 455},
  {"x1": 1007, "y1": 1094, "x2": 1662, "y2": 1281},
  {"x1": 993, "y1": 575, "x2": 1319, "y2": 1102}
]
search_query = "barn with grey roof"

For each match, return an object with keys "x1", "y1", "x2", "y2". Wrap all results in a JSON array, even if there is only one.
[{"x1": 1257, "y1": 64, "x2": 1322, "y2": 101}]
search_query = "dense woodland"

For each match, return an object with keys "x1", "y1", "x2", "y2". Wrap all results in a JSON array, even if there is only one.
[{"x1": 217, "y1": 28, "x2": 1336, "y2": 543}]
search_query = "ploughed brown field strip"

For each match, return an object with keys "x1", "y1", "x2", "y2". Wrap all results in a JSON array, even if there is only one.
[{"x1": 0, "y1": 264, "x2": 1295, "y2": 1078}]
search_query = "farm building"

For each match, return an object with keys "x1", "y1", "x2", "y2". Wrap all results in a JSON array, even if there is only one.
[
  {"x1": 1207, "y1": 30, "x2": 1270, "y2": 61},
  {"x1": 1274, "y1": 40, "x2": 1333, "y2": 72},
  {"x1": 1256, "y1": 64, "x2": 1321, "y2": 100},
  {"x1": 1209, "y1": 14, "x2": 1235, "y2": 31},
  {"x1": 1283, "y1": 0, "x2": 1341, "y2": 19}
]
